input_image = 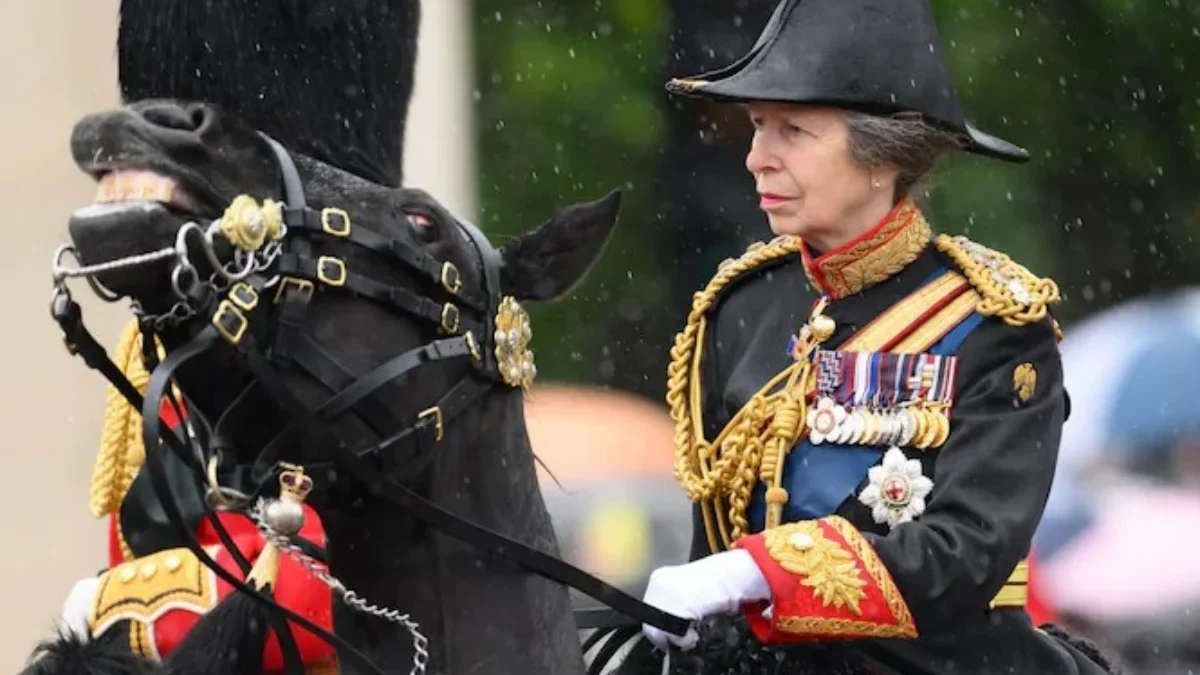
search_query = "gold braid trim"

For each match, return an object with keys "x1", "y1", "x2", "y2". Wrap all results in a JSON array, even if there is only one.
[
  {"x1": 768, "y1": 517, "x2": 917, "y2": 639},
  {"x1": 772, "y1": 614, "x2": 918, "y2": 639},
  {"x1": 667, "y1": 237, "x2": 817, "y2": 550},
  {"x1": 764, "y1": 521, "x2": 866, "y2": 615},
  {"x1": 91, "y1": 320, "x2": 149, "y2": 518},
  {"x1": 824, "y1": 517, "x2": 916, "y2": 634},
  {"x1": 805, "y1": 201, "x2": 932, "y2": 298},
  {"x1": 90, "y1": 320, "x2": 167, "y2": 561},
  {"x1": 934, "y1": 234, "x2": 1061, "y2": 328}
]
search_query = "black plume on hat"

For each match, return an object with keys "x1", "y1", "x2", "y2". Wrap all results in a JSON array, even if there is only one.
[
  {"x1": 666, "y1": 0, "x2": 1028, "y2": 163},
  {"x1": 117, "y1": 0, "x2": 421, "y2": 186}
]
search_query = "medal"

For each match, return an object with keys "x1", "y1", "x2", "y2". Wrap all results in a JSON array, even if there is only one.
[
  {"x1": 845, "y1": 410, "x2": 866, "y2": 444},
  {"x1": 807, "y1": 396, "x2": 847, "y2": 444},
  {"x1": 858, "y1": 446, "x2": 935, "y2": 529}
]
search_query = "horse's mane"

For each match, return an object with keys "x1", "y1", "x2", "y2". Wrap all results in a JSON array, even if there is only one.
[
  {"x1": 116, "y1": 0, "x2": 420, "y2": 188},
  {"x1": 22, "y1": 630, "x2": 164, "y2": 675}
]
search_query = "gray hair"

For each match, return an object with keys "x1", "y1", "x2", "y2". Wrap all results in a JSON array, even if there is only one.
[{"x1": 843, "y1": 111, "x2": 966, "y2": 200}]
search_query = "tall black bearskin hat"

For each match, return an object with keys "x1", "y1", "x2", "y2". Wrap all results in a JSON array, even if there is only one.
[
  {"x1": 666, "y1": 0, "x2": 1028, "y2": 163},
  {"x1": 117, "y1": 0, "x2": 421, "y2": 186}
]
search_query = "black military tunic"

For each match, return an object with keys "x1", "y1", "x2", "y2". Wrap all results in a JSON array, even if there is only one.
[{"x1": 670, "y1": 200, "x2": 1111, "y2": 674}]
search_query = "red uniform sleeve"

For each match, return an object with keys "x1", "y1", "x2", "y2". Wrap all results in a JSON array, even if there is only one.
[{"x1": 734, "y1": 516, "x2": 917, "y2": 643}]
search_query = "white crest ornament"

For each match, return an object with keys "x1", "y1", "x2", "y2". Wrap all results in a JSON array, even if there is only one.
[
  {"x1": 858, "y1": 446, "x2": 933, "y2": 529},
  {"x1": 807, "y1": 397, "x2": 847, "y2": 444}
]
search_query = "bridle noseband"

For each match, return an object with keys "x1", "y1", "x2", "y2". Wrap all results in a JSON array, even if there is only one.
[{"x1": 51, "y1": 132, "x2": 688, "y2": 675}]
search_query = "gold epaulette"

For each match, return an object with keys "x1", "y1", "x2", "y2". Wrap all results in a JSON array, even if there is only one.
[
  {"x1": 714, "y1": 236, "x2": 804, "y2": 282},
  {"x1": 934, "y1": 234, "x2": 1062, "y2": 333},
  {"x1": 88, "y1": 547, "x2": 219, "y2": 659}
]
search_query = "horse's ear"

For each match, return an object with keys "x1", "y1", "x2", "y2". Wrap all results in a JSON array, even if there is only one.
[{"x1": 498, "y1": 189, "x2": 622, "y2": 302}]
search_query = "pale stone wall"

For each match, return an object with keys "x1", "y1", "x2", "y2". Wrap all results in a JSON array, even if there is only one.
[{"x1": 0, "y1": 1, "x2": 473, "y2": 669}]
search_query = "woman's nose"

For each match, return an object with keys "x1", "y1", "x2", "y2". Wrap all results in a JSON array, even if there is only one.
[{"x1": 744, "y1": 133, "x2": 779, "y2": 174}]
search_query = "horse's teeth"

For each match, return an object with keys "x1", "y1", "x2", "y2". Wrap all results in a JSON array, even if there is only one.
[{"x1": 94, "y1": 169, "x2": 182, "y2": 207}]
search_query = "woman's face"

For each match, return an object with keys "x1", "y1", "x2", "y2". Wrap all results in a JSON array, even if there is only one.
[{"x1": 744, "y1": 102, "x2": 895, "y2": 249}]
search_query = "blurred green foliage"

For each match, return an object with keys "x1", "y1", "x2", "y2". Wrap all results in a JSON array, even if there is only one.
[
  {"x1": 473, "y1": 1, "x2": 672, "y2": 390},
  {"x1": 472, "y1": 0, "x2": 1200, "y2": 394}
]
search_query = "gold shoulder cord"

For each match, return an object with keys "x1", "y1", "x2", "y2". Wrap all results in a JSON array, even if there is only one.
[
  {"x1": 667, "y1": 237, "x2": 834, "y2": 552},
  {"x1": 933, "y1": 234, "x2": 1064, "y2": 338},
  {"x1": 90, "y1": 319, "x2": 167, "y2": 562}
]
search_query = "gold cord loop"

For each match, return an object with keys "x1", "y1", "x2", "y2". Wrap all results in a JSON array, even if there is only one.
[{"x1": 668, "y1": 238, "x2": 837, "y2": 548}]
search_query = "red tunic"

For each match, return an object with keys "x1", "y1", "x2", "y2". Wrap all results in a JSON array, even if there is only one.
[{"x1": 96, "y1": 401, "x2": 335, "y2": 671}]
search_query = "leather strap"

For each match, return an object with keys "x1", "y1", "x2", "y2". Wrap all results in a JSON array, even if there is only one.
[
  {"x1": 288, "y1": 333, "x2": 404, "y2": 435},
  {"x1": 275, "y1": 252, "x2": 484, "y2": 338},
  {"x1": 231, "y1": 333, "x2": 691, "y2": 636},
  {"x1": 283, "y1": 206, "x2": 489, "y2": 313},
  {"x1": 138, "y1": 324, "x2": 390, "y2": 675}
]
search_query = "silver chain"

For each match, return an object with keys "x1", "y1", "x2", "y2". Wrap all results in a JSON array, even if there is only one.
[
  {"x1": 51, "y1": 244, "x2": 178, "y2": 285},
  {"x1": 248, "y1": 499, "x2": 430, "y2": 675}
]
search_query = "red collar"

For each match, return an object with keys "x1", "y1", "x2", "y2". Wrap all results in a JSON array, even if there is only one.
[{"x1": 801, "y1": 199, "x2": 931, "y2": 299}]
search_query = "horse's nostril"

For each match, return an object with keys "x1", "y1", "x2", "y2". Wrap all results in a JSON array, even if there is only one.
[
  {"x1": 140, "y1": 103, "x2": 204, "y2": 132},
  {"x1": 188, "y1": 105, "x2": 209, "y2": 131}
]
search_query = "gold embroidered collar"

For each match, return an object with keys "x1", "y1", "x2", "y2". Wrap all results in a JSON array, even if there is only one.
[{"x1": 801, "y1": 199, "x2": 932, "y2": 299}]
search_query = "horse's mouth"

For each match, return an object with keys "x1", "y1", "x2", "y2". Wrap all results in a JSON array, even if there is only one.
[
  {"x1": 91, "y1": 168, "x2": 202, "y2": 215},
  {"x1": 67, "y1": 167, "x2": 221, "y2": 302}
]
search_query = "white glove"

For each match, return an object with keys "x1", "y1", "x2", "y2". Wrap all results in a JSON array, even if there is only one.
[
  {"x1": 57, "y1": 576, "x2": 102, "y2": 641},
  {"x1": 641, "y1": 549, "x2": 771, "y2": 651}
]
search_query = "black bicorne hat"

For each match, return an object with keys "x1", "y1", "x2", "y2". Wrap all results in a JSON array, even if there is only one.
[{"x1": 666, "y1": 0, "x2": 1029, "y2": 163}]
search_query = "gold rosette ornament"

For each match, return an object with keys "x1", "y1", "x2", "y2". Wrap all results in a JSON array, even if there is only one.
[
  {"x1": 494, "y1": 296, "x2": 536, "y2": 390},
  {"x1": 219, "y1": 194, "x2": 284, "y2": 252}
]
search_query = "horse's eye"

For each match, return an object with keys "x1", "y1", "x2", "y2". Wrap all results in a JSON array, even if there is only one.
[{"x1": 406, "y1": 213, "x2": 437, "y2": 243}]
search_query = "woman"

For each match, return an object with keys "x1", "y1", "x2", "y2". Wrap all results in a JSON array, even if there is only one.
[{"x1": 640, "y1": 1, "x2": 1115, "y2": 673}]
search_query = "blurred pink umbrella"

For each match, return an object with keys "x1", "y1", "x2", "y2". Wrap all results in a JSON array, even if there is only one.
[{"x1": 1042, "y1": 483, "x2": 1200, "y2": 622}]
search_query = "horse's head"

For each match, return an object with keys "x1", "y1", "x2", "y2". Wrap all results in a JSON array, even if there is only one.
[
  {"x1": 52, "y1": 2, "x2": 621, "y2": 672},
  {"x1": 65, "y1": 97, "x2": 621, "y2": 506}
]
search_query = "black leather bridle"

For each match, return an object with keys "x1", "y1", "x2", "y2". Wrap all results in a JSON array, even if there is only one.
[{"x1": 51, "y1": 132, "x2": 688, "y2": 675}]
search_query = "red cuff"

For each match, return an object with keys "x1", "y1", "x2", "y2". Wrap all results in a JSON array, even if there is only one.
[{"x1": 734, "y1": 516, "x2": 917, "y2": 643}]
